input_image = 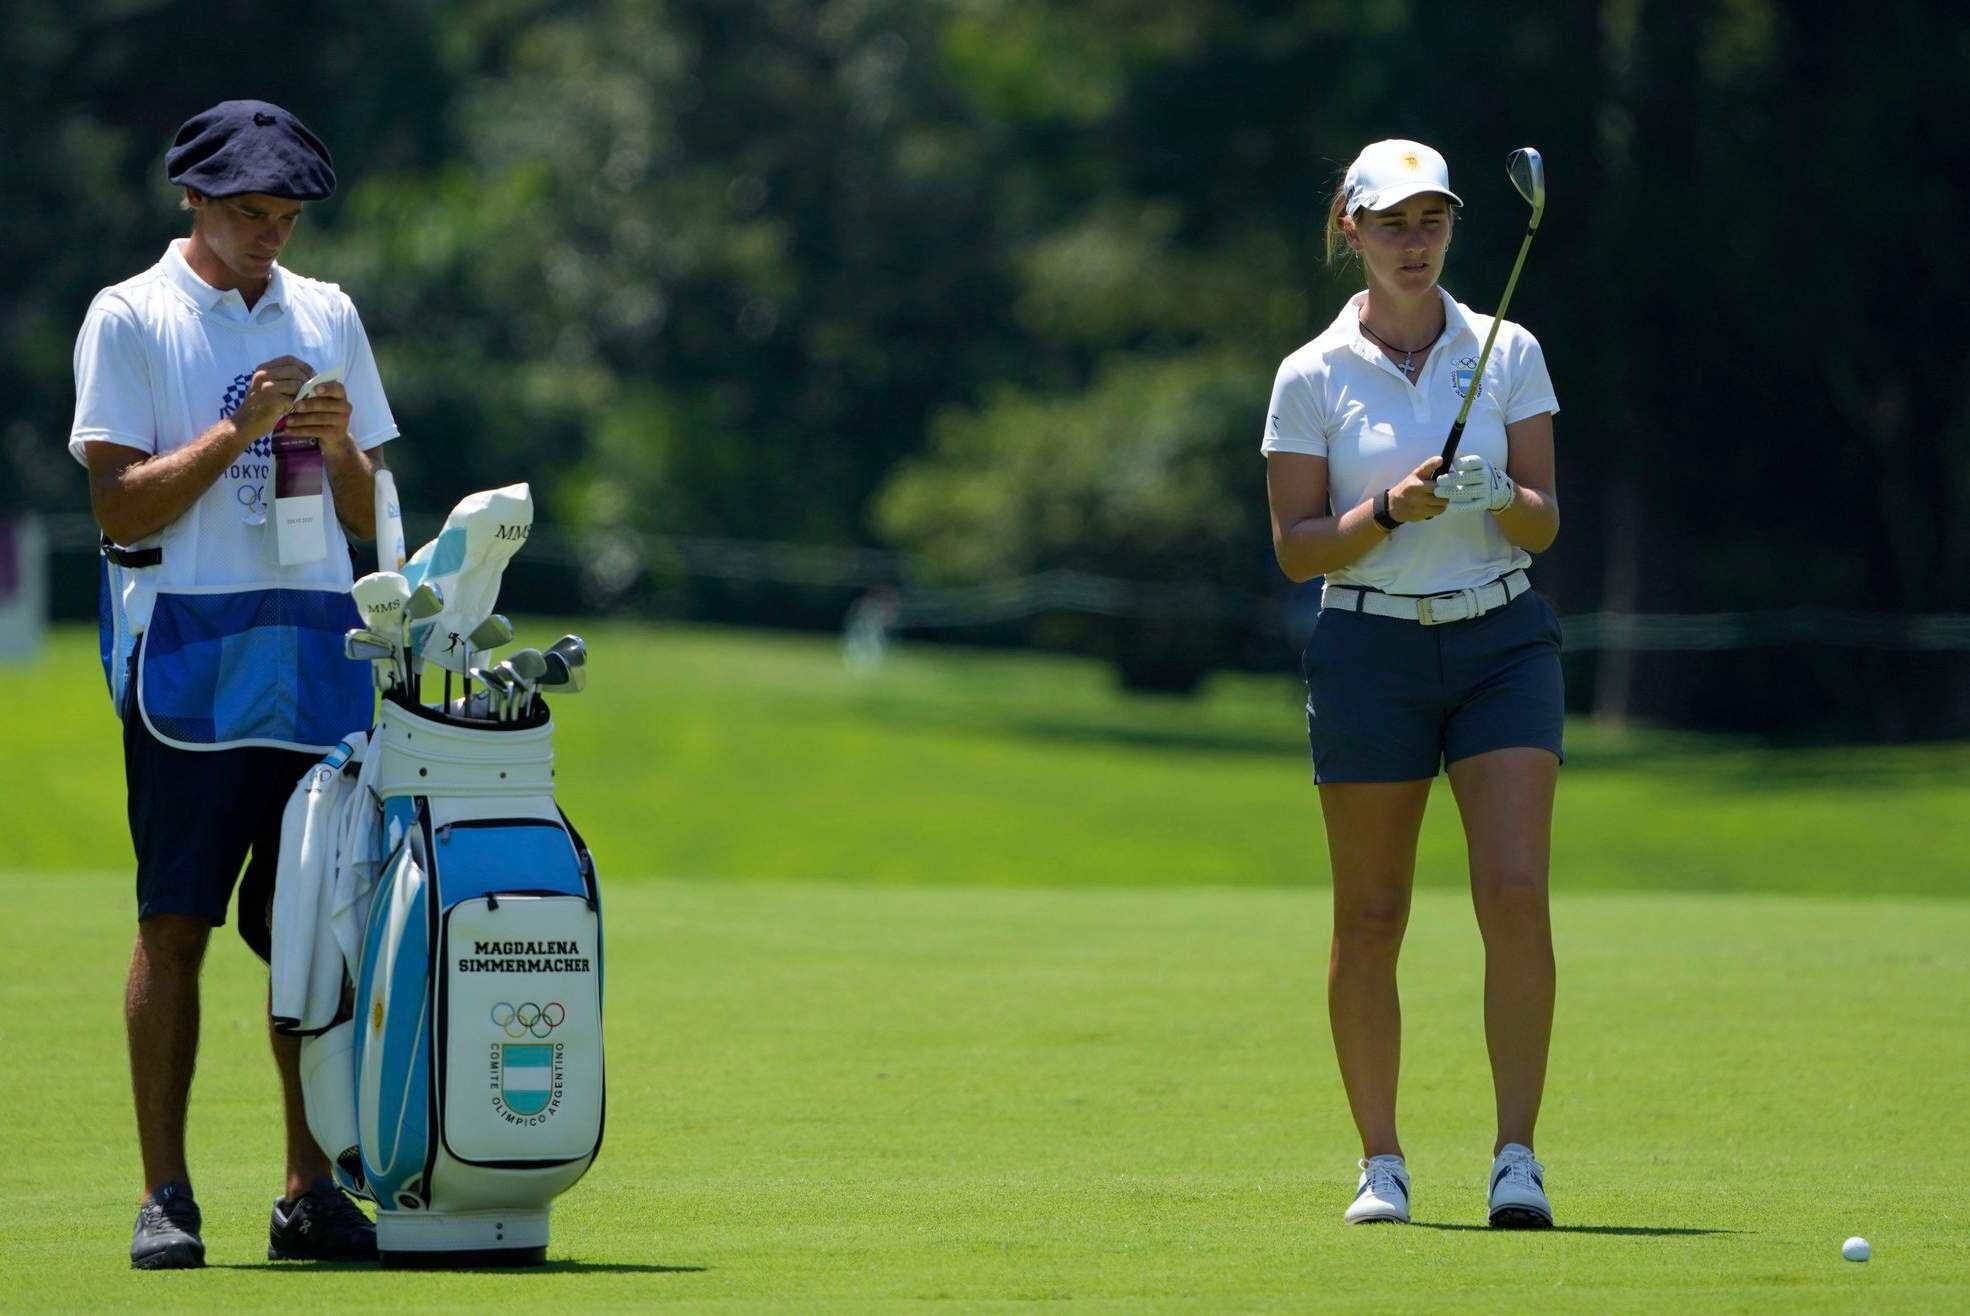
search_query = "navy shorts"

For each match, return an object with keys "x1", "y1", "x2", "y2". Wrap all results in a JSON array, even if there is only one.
[
  {"x1": 1300, "y1": 588, "x2": 1565, "y2": 784},
  {"x1": 122, "y1": 658, "x2": 319, "y2": 960}
]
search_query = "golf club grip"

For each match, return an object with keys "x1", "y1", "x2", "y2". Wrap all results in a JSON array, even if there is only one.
[
  {"x1": 373, "y1": 469, "x2": 406, "y2": 571},
  {"x1": 1438, "y1": 419, "x2": 1467, "y2": 472}
]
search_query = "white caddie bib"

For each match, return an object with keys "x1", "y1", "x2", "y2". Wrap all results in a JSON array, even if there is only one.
[{"x1": 70, "y1": 241, "x2": 400, "y2": 750}]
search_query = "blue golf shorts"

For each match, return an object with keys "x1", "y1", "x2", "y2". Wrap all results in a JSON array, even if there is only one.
[
  {"x1": 1300, "y1": 587, "x2": 1565, "y2": 784},
  {"x1": 121, "y1": 655, "x2": 319, "y2": 960}
]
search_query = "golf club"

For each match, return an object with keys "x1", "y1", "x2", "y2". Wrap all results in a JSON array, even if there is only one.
[
  {"x1": 537, "y1": 649, "x2": 588, "y2": 698},
  {"x1": 373, "y1": 468, "x2": 407, "y2": 573},
  {"x1": 1437, "y1": 146, "x2": 1546, "y2": 474},
  {"x1": 402, "y1": 581, "x2": 445, "y2": 703},
  {"x1": 493, "y1": 659, "x2": 524, "y2": 721},
  {"x1": 344, "y1": 628, "x2": 399, "y2": 692},
  {"x1": 351, "y1": 571, "x2": 412, "y2": 690},
  {"x1": 458, "y1": 665, "x2": 498, "y2": 721},
  {"x1": 547, "y1": 634, "x2": 587, "y2": 672},
  {"x1": 507, "y1": 648, "x2": 548, "y2": 720},
  {"x1": 472, "y1": 665, "x2": 513, "y2": 722},
  {"x1": 461, "y1": 614, "x2": 514, "y2": 714}
]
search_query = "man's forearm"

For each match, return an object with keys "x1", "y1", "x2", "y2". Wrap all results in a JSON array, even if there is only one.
[
  {"x1": 92, "y1": 421, "x2": 255, "y2": 545},
  {"x1": 322, "y1": 438, "x2": 378, "y2": 541}
]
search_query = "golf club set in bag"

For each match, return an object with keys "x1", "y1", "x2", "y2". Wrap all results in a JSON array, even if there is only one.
[{"x1": 272, "y1": 473, "x2": 604, "y2": 1268}]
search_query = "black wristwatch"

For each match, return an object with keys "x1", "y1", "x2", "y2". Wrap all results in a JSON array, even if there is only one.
[{"x1": 1373, "y1": 488, "x2": 1401, "y2": 532}]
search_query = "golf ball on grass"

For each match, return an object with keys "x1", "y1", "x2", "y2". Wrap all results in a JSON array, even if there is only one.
[{"x1": 1842, "y1": 1236, "x2": 1870, "y2": 1262}]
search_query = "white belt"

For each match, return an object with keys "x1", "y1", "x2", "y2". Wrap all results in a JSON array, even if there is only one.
[{"x1": 1320, "y1": 569, "x2": 1531, "y2": 626}]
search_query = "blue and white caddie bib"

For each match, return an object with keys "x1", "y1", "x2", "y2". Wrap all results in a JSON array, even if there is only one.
[{"x1": 72, "y1": 240, "x2": 399, "y2": 752}]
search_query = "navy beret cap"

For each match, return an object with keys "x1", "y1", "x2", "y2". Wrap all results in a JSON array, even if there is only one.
[{"x1": 166, "y1": 100, "x2": 336, "y2": 201}]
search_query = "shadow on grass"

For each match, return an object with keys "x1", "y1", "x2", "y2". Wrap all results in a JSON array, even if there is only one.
[
  {"x1": 529, "y1": 1262, "x2": 709, "y2": 1274},
  {"x1": 1409, "y1": 1223, "x2": 1741, "y2": 1236},
  {"x1": 213, "y1": 1261, "x2": 708, "y2": 1274}
]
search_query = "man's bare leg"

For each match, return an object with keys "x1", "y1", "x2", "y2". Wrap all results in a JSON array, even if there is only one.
[{"x1": 127, "y1": 915, "x2": 211, "y2": 1195}]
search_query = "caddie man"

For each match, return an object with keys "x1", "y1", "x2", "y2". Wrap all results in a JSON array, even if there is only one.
[{"x1": 70, "y1": 99, "x2": 395, "y2": 1268}]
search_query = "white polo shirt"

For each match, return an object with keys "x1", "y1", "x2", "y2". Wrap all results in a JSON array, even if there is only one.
[
  {"x1": 70, "y1": 239, "x2": 399, "y2": 632},
  {"x1": 1261, "y1": 286, "x2": 1558, "y2": 595}
]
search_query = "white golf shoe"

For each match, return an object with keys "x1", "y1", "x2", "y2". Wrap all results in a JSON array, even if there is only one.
[
  {"x1": 1344, "y1": 1154, "x2": 1411, "y2": 1225},
  {"x1": 1487, "y1": 1143, "x2": 1553, "y2": 1228}
]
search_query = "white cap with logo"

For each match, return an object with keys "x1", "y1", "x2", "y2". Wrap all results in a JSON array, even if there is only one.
[{"x1": 1343, "y1": 139, "x2": 1462, "y2": 214}]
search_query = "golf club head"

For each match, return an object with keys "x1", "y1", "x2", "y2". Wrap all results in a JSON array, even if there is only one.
[
  {"x1": 406, "y1": 581, "x2": 445, "y2": 623},
  {"x1": 344, "y1": 629, "x2": 401, "y2": 692},
  {"x1": 467, "y1": 614, "x2": 514, "y2": 653},
  {"x1": 508, "y1": 648, "x2": 548, "y2": 683},
  {"x1": 493, "y1": 659, "x2": 526, "y2": 720},
  {"x1": 548, "y1": 634, "x2": 587, "y2": 669},
  {"x1": 472, "y1": 665, "x2": 512, "y2": 720},
  {"x1": 350, "y1": 571, "x2": 411, "y2": 637},
  {"x1": 503, "y1": 649, "x2": 549, "y2": 720},
  {"x1": 539, "y1": 650, "x2": 588, "y2": 694},
  {"x1": 344, "y1": 631, "x2": 396, "y2": 662},
  {"x1": 1508, "y1": 147, "x2": 1545, "y2": 229}
]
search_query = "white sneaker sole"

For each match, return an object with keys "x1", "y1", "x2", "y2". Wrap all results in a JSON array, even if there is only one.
[
  {"x1": 1347, "y1": 1208, "x2": 1410, "y2": 1225},
  {"x1": 1345, "y1": 1191, "x2": 1411, "y2": 1226}
]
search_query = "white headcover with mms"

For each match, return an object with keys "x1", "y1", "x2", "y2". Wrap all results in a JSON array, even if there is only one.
[
  {"x1": 402, "y1": 483, "x2": 534, "y2": 674},
  {"x1": 1344, "y1": 139, "x2": 1463, "y2": 214}
]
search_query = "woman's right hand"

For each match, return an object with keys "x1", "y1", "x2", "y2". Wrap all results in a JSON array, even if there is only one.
[{"x1": 1388, "y1": 456, "x2": 1449, "y2": 522}]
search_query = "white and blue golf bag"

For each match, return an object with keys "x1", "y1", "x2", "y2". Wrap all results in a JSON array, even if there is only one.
[{"x1": 302, "y1": 693, "x2": 604, "y2": 1267}]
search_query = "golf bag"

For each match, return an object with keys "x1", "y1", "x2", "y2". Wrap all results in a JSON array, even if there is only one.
[{"x1": 302, "y1": 692, "x2": 604, "y2": 1267}]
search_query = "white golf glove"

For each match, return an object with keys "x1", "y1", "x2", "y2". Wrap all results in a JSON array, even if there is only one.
[{"x1": 1434, "y1": 453, "x2": 1517, "y2": 512}]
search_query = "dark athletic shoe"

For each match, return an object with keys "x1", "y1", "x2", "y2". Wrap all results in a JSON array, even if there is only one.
[
  {"x1": 267, "y1": 1178, "x2": 379, "y2": 1261},
  {"x1": 1487, "y1": 1143, "x2": 1555, "y2": 1229},
  {"x1": 131, "y1": 1181, "x2": 205, "y2": 1269}
]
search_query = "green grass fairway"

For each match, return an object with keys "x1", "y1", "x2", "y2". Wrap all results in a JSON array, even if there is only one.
[
  {"x1": 9, "y1": 623, "x2": 1970, "y2": 895},
  {"x1": 3, "y1": 622, "x2": 1968, "y2": 1309},
  {"x1": 1, "y1": 875, "x2": 1965, "y2": 1310}
]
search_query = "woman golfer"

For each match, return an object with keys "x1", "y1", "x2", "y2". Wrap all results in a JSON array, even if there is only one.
[{"x1": 1261, "y1": 139, "x2": 1563, "y2": 1227}]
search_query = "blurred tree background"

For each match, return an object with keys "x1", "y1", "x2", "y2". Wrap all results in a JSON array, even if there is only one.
[{"x1": 5, "y1": 0, "x2": 1966, "y2": 735}]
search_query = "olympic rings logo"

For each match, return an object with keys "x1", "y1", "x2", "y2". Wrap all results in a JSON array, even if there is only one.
[{"x1": 491, "y1": 1001, "x2": 566, "y2": 1038}]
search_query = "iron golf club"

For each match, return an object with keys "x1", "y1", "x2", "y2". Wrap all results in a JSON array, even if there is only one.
[
  {"x1": 402, "y1": 581, "x2": 445, "y2": 703},
  {"x1": 344, "y1": 628, "x2": 399, "y2": 692},
  {"x1": 492, "y1": 659, "x2": 525, "y2": 721},
  {"x1": 537, "y1": 649, "x2": 588, "y2": 700},
  {"x1": 471, "y1": 665, "x2": 512, "y2": 722},
  {"x1": 547, "y1": 634, "x2": 587, "y2": 671},
  {"x1": 1437, "y1": 146, "x2": 1546, "y2": 474},
  {"x1": 461, "y1": 614, "x2": 514, "y2": 714},
  {"x1": 507, "y1": 648, "x2": 548, "y2": 720}
]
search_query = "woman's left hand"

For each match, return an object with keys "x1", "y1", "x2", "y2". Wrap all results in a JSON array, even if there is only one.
[{"x1": 1434, "y1": 453, "x2": 1517, "y2": 512}]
